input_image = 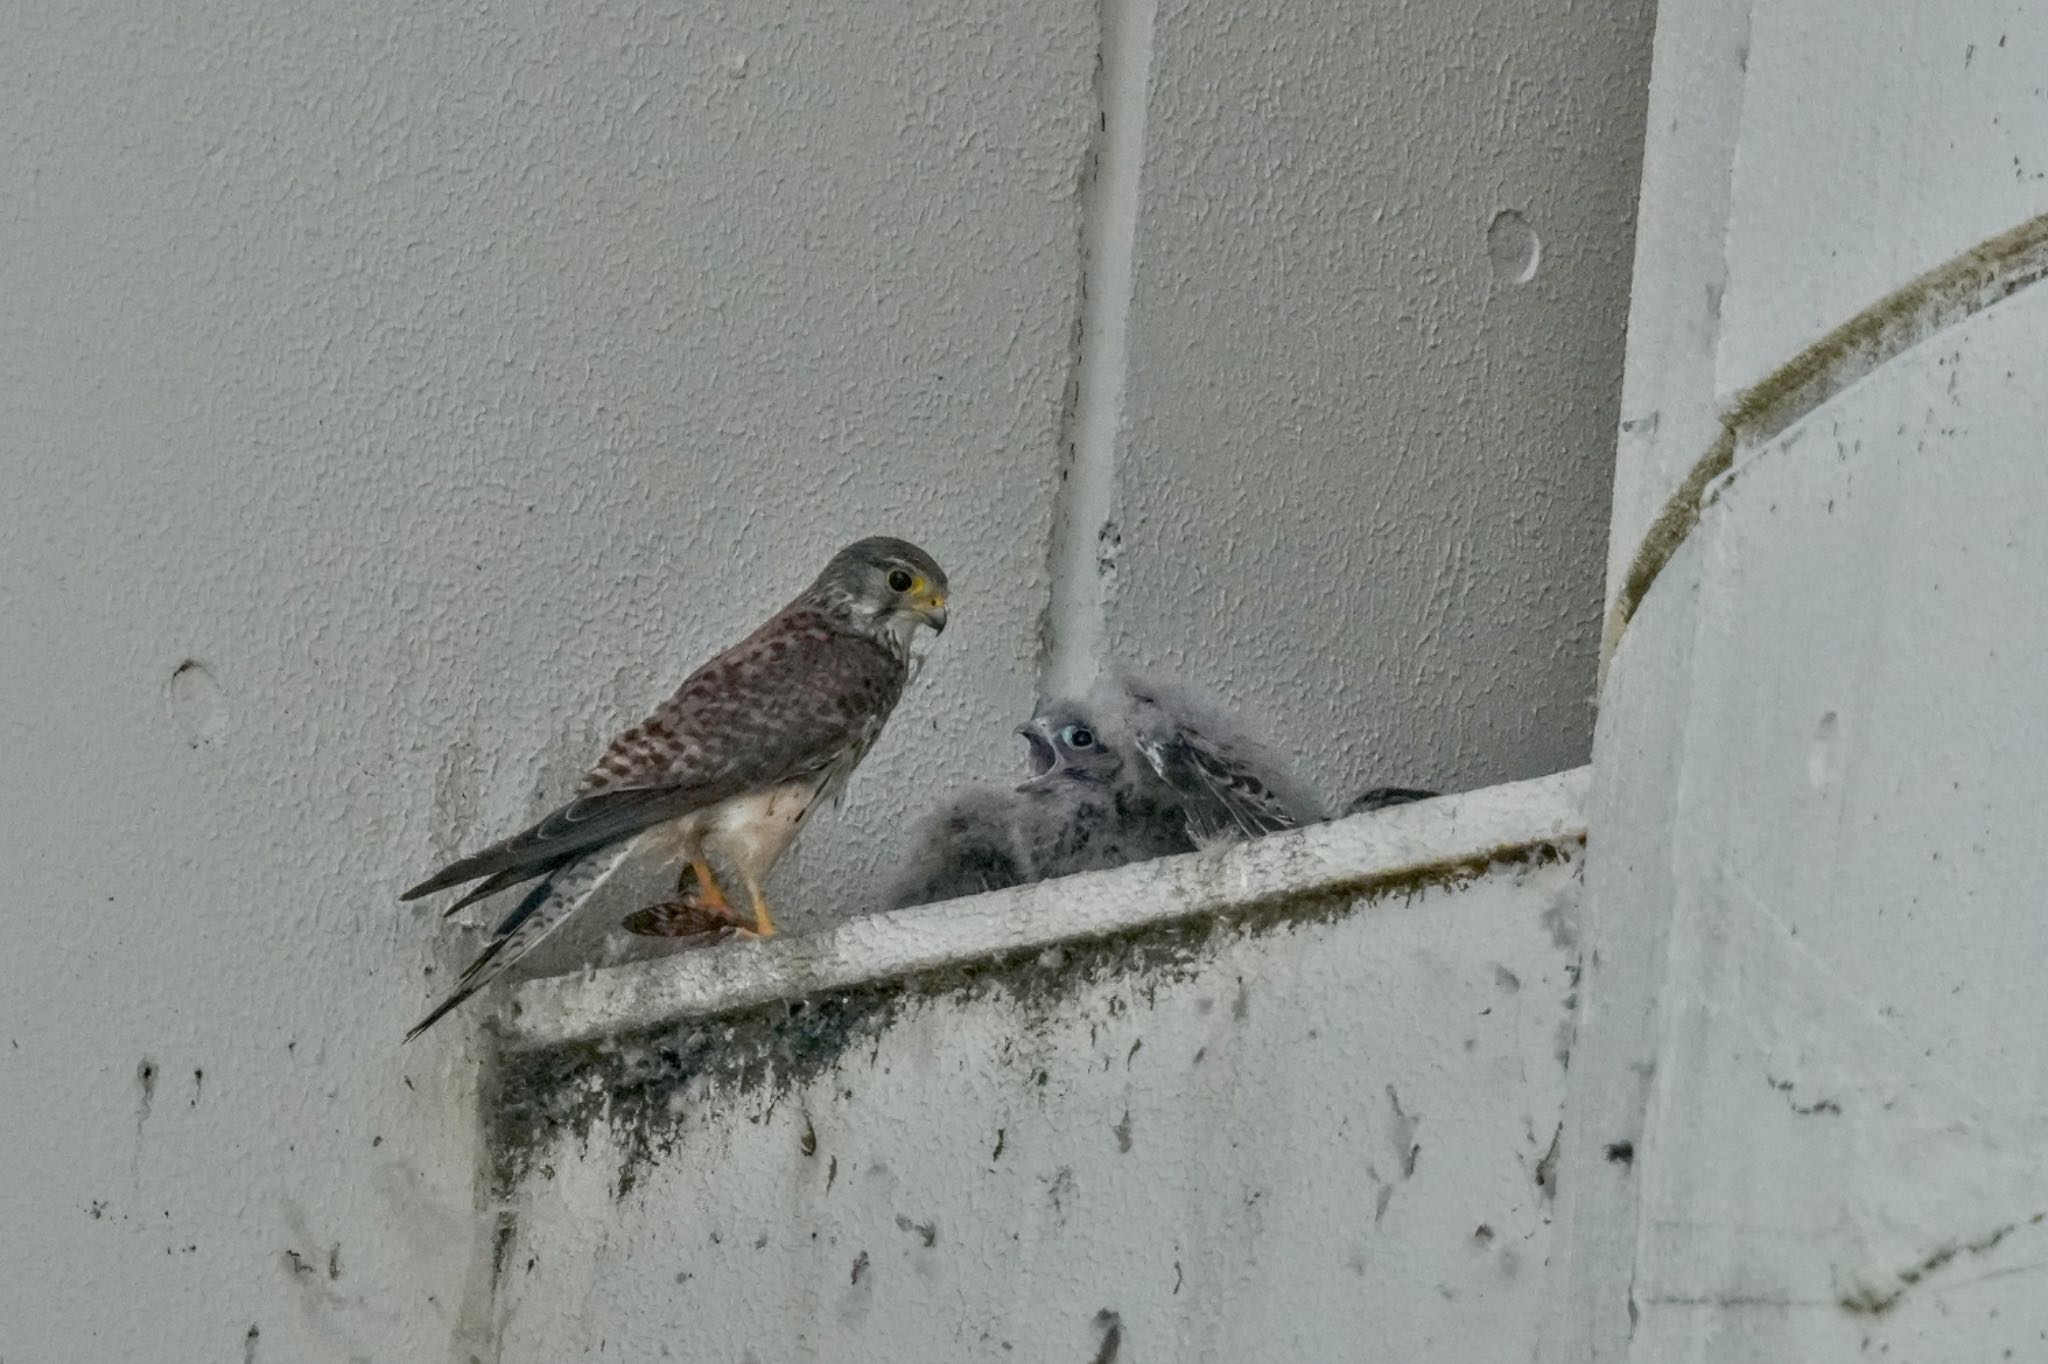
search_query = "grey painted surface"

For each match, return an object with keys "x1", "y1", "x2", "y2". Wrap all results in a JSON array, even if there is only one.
[
  {"x1": 1716, "y1": 0, "x2": 2048, "y2": 394},
  {"x1": 1539, "y1": 538, "x2": 1705, "y2": 1362},
  {"x1": 1105, "y1": 0, "x2": 1653, "y2": 797},
  {"x1": 1564, "y1": 286, "x2": 2048, "y2": 1363},
  {"x1": 1554, "y1": 0, "x2": 2048, "y2": 1348},
  {"x1": 1, "y1": 0, "x2": 1647, "y2": 1358},
  {"x1": 0, "y1": 2, "x2": 1091, "y2": 1360},
  {"x1": 488, "y1": 800, "x2": 1586, "y2": 1362}
]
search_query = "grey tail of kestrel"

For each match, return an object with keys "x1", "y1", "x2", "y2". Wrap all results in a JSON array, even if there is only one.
[
  {"x1": 403, "y1": 842, "x2": 632, "y2": 1043},
  {"x1": 399, "y1": 785, "x2": 708, "y2": 906}
]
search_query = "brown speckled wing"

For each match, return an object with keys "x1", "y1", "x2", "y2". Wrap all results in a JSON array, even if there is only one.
[
  {"x1": 402, "y1": 605, "x2": 908, "y2": 903},
  {"x1": 580, "y1": 606, "x2": 907, "y2": 797}
]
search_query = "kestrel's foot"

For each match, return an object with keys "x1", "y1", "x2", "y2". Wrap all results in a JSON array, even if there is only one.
[
  {"x1": 742, "y1": 877, "x2": 779, "y2": 939},
  {"x1": 688, "y1": 857, "x2": 755, "y2": 923}
]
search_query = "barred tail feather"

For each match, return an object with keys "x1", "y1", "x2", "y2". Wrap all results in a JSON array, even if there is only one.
[{"x1": 403, "y1": 842, "x2": 633, "y2": 1043}]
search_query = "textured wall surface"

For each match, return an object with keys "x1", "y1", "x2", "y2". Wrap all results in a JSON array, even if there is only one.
[
  {"x1": 0, "y1": 2, "x2": 1092, "y2": 1359},
  {"x1": 0, "y1": 0, "x2": 1647, "y2": 1358},
  {"x1": 488, "y1": 782, "x2": 1586, "y2": 1363},
  {"x1": 1106, "y1": 0, "x2": 1653, "y2": 794},
  {"x1": 1548, "y1": 0, "x2": 2048, "y2": 1353}
]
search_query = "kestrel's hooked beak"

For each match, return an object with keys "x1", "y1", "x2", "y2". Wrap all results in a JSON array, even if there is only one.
[{"x1": 915, "y1": 591, "x2": 948, "y2": 634}]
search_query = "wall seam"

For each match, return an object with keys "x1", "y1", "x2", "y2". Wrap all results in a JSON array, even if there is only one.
[
  {"x1": 1599, "y1": 210, "x2": 2048, "y2": 687},
  {"x1": 1038, "y1": 0, "x2": 1159, "y2": 699}
]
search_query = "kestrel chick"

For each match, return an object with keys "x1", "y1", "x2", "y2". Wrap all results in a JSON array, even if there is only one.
[
  {"x1": 880, "y1": 787, "x2": 1030, "y2": 911},
  {"x1": 401, "y1": 536, "x2": 949, "y2": 1041},
  {"x1": 1098, "y1": 674, "x2": 1324, "y2": 846},
  {"x1": 1013, "y1": 699, "x2": 1196, "y2": 880}
]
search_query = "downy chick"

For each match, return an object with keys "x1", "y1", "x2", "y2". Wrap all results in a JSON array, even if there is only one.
[
  {"x1": 1096, "y1": 673, "x2": 1325, "y2": 847},
  {"x1": 1012, "y1": 699, "x2": 1196, "y2": 881}
]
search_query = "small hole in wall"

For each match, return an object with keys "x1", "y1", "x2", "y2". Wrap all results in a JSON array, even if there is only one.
[
  {"x1": 1487, "y1": 211, "x2": 1543, "y2": 284},
  {"x1": 166, "y1": 659, "x2": 230, "y2": 748}
]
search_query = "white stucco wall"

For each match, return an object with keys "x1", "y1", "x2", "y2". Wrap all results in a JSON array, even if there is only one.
[
  {"x1": 1104, "y1": 0, "x2": 1652, "y2": 794},
  {"x1": 1549, "y1": 0, "x2": 2048, "y2": 1355},
  {"x1": 0, "y1": 0, "x2": 1646, "y2": 1360},
  {"x1": 2, "y1": 4, "x2": 1092, "y2": 1360}
]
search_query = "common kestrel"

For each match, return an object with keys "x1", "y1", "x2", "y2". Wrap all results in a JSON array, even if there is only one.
[
  {"x1": 881, "y1": 699, "x2": 1196, "y2": 911},
  {"x1": 401, "y1": 536, "x2": 949, "y2": 1040},
  {"x1": 1011, "y1": 698, "x2": 1197, "y2": 876}
]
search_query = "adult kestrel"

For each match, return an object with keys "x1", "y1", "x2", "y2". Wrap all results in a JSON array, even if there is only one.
[{"x1": 400, "y1": 536, "x2": 949, "y2": 1041}]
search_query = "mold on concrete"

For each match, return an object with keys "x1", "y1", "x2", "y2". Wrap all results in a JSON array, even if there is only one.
[
  {"x1": 487, "y1": 775, "x2": 1589, "y2": 1362},
  {"x1": 486, "y1": 831, "x2": 1576, "y2": 1199}
]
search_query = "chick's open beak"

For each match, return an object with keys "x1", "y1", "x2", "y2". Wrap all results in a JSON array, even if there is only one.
[{"x1": 1015, "y1": 723, "x2": 1057, "y2": 789}]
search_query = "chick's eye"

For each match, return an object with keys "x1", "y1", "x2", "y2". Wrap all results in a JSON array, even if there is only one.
[
  {"x1": 1063, "y1": 725, "x2": 1095, "y2": 749},
  {"x1": 887, "y1": 569, "x2": 915, "y2": 593}
]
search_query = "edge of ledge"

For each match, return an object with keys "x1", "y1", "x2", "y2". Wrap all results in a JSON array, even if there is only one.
[{"x1": 496, "y1": 765, "x2": 1591, "y2": 1051}]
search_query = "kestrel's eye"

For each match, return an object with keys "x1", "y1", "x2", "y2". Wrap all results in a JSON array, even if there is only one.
[
  {"x1": 1062, "y1": 724, "x2": 1095, "y2": 749},
  {"x1": 887, "y1": 569, "x2": 915, "y2": 593}
]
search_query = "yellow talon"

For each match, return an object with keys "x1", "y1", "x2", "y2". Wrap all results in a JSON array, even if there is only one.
[{"x1": 744, "y1": 877, "x2": 778, "y2": 938}]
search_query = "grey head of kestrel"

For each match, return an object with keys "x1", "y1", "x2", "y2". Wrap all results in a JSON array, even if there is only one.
[{"x1": 399, "y1": 535, "x2": 950, "y2": 1041}]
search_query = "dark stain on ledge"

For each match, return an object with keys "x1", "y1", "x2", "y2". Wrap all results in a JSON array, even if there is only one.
[
  {"x1": 1603, "y1": 211, "x2": 2048, "y2": 672},
  {"x1": 137, "y1": 1058, "x2": 159, "y2": 1122},
  {"x1": 1766, "y1": 1075, "x2": 1843, "y2": 1118},
  {"x1": 894, "y1": 1214, "x2": 938, "y2": 1248},
  {"x1": 1839, "y1": 1213, "x2": 2046, "y2": 1315},
  {"x1": 1535, "y1": 1123, "x2": 1563, "y2": 1200},
  {"x1": 1091, "y1": 1309, "x2": 1123, "y2": 1364},
  {"x1": 483, "y1": 840, "x2": 1582, "y2": 1199}
]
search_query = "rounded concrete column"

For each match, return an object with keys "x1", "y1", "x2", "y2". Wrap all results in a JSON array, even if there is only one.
[{"x1": 1548, "y1": 0, "x2": 2048, "y2": 1359}]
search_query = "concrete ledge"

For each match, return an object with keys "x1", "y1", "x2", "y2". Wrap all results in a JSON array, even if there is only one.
[{"x1": 498, "y1": 766, "x2": 1590, "y2": 1050}]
